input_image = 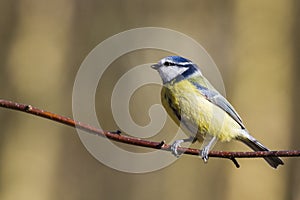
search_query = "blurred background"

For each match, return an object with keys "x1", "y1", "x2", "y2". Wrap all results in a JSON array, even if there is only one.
[{"x1": 0, "y1": 0, "x2": 299, "y2": 200}]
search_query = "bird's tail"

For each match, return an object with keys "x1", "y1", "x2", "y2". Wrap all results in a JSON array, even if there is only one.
[{"x1": 237, "y1": 133, "x2": 284, "y2": 169}]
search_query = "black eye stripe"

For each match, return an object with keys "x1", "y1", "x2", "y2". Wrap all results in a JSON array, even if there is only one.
[
  {"x1": 164, "y1": 61, "x2": 175, "y2": 66},
  {"x1": 164, "y1": 61, "x2": 171, "y2": 66},
  {"x1": 164, "y1": 61, "x2": 193, "y2": 67}
]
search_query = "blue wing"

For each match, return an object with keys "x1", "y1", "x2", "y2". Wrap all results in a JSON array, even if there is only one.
[{"x1": 190, "y1": 79, "x2": 245, "y2": 129}]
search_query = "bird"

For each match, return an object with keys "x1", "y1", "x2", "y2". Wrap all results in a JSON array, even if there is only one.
[{"x1": 151, "y1": 55, "x2": 284, "y2": 168}]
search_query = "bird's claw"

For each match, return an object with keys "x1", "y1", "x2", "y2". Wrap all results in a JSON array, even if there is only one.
[
  {"x1": 200, "y1": 147, "x2": 209, "y2": 163},
  {"x1": 171, "y1": 139, "x2": 184, "y2": 157}
]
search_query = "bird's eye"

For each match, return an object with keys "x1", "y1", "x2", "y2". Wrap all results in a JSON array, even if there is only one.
[{"x1": 164, "y1": 61, "x2": 171, "y2": 66}]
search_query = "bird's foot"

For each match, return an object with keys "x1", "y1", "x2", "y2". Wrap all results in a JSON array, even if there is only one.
[
  {"x1": 199, "y1": 135, "x2": 217, "y2": 163},
  {"x1": 171, "y1": 139, "x2": 185, "y2": 157},
  {"x1": 200, "y1": 147, "x2": 210, "y2": 163}
]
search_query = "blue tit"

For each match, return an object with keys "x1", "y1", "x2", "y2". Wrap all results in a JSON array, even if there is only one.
[{"x1": 151, "y1": 56, "x2": 283, "y2": 168}]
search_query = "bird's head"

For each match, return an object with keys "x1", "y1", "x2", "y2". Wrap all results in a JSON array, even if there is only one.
[{"x1": 151, "y1": 56, "x2": 202, "y2": 84}]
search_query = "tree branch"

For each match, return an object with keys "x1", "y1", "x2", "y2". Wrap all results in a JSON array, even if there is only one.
[{"x1": 0, "y1": 99, "x2": 297, "y2": 168}]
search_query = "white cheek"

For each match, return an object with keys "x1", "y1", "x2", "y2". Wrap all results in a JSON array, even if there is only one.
[
  {"x1": 158, "y1": 66, "x2": 187, "y2": 83},
  {"x1": 160, "y1": 67, "x2": 177, "y2": 80}
]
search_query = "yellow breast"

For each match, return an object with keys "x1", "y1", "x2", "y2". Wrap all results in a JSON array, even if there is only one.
[{"x1": 161, "y1": 80, "x2": 241, "y2": 142}]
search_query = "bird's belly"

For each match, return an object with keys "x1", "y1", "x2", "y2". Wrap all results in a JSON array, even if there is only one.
[{"x1": 162, "y1": 86, "x2": 241, "y2": 142}]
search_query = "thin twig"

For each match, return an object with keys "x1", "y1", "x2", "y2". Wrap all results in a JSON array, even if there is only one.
[{"x1": 0, "y1": 99, "x2": 298, "y2": 168}]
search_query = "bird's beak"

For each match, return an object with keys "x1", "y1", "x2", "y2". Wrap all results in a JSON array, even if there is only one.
[{"x1": 151, "y1": 63, "x2": 160, "y2": 70}]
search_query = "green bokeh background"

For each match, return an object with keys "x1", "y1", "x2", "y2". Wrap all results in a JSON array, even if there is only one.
[{"x1": 0, "y1": 1, "x2": 299, "y2": 200}]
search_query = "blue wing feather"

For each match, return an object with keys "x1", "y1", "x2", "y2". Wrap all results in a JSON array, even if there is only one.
[{"x1": 191, "y1": 80, "x2": 245, "y2": 129}]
